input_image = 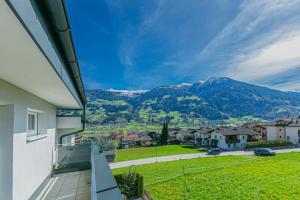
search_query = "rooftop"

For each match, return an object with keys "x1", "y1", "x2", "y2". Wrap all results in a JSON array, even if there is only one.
[
  {"x1": 215, "y1": 127, "x2": 258, "y2": 136},
  {"x1": 121, "y1": 133, "x2": 152, "y2": 142},
  {"x1": 265, "y1": 117, "x2": 300, "y2": 127}
]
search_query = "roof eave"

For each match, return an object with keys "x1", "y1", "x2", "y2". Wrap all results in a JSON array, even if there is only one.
[{"x1": 32, "y1": 0, "x2": 86, "y2": 105}]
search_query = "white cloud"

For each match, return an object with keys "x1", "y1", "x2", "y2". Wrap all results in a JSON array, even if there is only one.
[
  {"x1": 227, "y1": 32, "x2": 300, "y2": 81},
  {"x1": 104, "y1": 0, "x2": 300, "y2": 90},
  {"x1": 206, "y1": 1, "x2": 299, "y2": 54},
  {"x1": 195, "y1": 0, "x2": 300, "y2": 91},
  {"x1": 275, "y1": 82, "x2": 300, "y2": 91}
]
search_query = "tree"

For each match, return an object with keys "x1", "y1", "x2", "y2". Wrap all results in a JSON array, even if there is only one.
[
  {"x1": 147, "y1": 131, "x2": 158, "y2": 141},
  {"x1": 160, "y1": 122, "x2": 169, "y2": 145}
]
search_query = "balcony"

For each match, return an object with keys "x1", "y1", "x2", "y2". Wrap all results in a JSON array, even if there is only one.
[
  {"x1": 38, "y1": 142, "x2": 122, "y2": 200},
  {"x1": 39, "y1": 170, "x2": 91, "y2": 199},
  {"x1": 225, "y1": 136, "x2": 240, "y2": 144}
]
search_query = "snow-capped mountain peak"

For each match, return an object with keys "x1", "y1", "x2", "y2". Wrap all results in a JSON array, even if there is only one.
[{"x1": 106, "y1": 89, "x2": 149, "y2": 97}]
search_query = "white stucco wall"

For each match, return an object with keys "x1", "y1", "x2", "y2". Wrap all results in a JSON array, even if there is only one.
[
  {"x1": 0, "y1": 79, "x2": 57, "y2": 200},
  {"x1": 211, "y1": 132, "x2": 248, "y2": 150},
  {"x1": 267, "y1": 126, "x2": 299, "y2": 144},
  {"x1": 237, "y1": 135, "x2": 248, "y2": 149},
  {"x1": 57, "y1": 116, "x2": 82, "y2": 129},
  {"x1": 267, "y1": 127, "x2": 277, "y2": 141},
  {"x1": 211, "y1": 132, "x2": 227, "y2": 149},
  {"x1": 13, "y1": 130, "x2": 56, "y2": 200},
  {"x1": 194, "y1": 132, "x2": 200, "y2": 144},
  {"x1": 276, "y1": 127, "x2": 286, "y2": 140},
  {"x1": 286, "y1": 127, "x2": 299, "y2": 144},
  {"x1": 0, "y1": 105, "x2": 14, "y2": 200},
  {"x1": 176, "y1": 133, "x2": 184, "y2": 141}
]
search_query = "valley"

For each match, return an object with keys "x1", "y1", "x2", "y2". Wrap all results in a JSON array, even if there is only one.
[{"x1": 82, "y1": 77, "x2": 300, "y2": 129}]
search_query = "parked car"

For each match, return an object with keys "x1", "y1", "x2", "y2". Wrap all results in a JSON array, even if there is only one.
[
  {"x1": 254, "y1": 148, "x2": 276, "y2": 156},
  {"x1": 207, "y1": 148, "x2": 222, "y2": 155}
]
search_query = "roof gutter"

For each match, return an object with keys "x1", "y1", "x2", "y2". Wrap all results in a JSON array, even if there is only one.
[
  {"x1": 32, "y1": 0, "x2": 87, "y2": 142},
  {"x1": 33, "y1": 0, "x2": 86, "y2": 105}
]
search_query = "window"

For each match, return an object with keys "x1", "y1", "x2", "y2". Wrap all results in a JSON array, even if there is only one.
[
  {"x1": 228, "y1": 144, "x2": 230, "y2": 148},
  {"x1": 215, "y1": 135, "x2": 217, "y2": 139},
  {"x1": 220, "y1": 136, "x2": 222, "y2": 139},
  {"x1": 287, "y1": 136, "x2": 290, "y2": 140},
  {"x1": 27, "y1": 111, "x2": 38, "y2": 136}
]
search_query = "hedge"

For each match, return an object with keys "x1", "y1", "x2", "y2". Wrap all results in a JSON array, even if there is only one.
[
  {"x1": 137, "y1": 175, "x2": 144, "y2": 197},
  {"x1": 246, "y1": 140, "x2": 294, "y2": 149},
  {"x1": 114, "y1": 171, "x2": 144, "y2": 198}
]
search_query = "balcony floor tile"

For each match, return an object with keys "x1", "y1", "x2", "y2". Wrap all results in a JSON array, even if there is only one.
[{"x1": 41, "y1": 170, "x2": 91, "y2": 200}]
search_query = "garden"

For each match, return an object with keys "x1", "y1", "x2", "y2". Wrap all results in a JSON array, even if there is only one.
[{"x1": 113, "y1": 152, "x2": 300, "y2": 199}]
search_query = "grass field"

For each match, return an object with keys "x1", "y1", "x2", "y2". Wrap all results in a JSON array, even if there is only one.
[
  {"x1": 113, "y1": 153, "x2": 300, "y2": 200},
  {"x1": 115, "y1": 145, "x2": 204, "y2": 162}
]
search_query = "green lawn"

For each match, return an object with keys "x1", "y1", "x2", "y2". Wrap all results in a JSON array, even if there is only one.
[
  {"x1": 113, "y1": 153, "x2": 300, "y2": 200},
  {"x1": 115, "y1": 145, "x2": 204, "y2": 162}
]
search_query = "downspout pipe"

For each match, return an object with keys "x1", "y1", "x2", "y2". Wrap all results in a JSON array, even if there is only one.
[
  {"x1": 59, "y1": 104, "x2": 86, "y2": 144},
  {"x1": 59, "y1": 129, "x2": 84, "y2": 145}
]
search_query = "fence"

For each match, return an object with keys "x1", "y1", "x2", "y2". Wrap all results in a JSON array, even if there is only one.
[{"x1": 54, "y1": 143, "x2": 91, "y2": 174}]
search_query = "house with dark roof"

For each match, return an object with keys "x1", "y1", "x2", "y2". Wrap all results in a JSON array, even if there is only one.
[
  {"x1": 169, "y1": 130, "x2": 194, "y2": 143},
  {"x1": 264, "y1": 117, "x2": 300, "y2": 144},
  {"x1": 194, "y1": 128, "x2": 215, "y2": 146},
  {"x1": 210, "y1": 127, "x2": 257, "y2": 150},
  {"x1": 119, "y1": 133, "x2": 152, "y2": 148},
  {"x1": 242, "y1": 122, "x2": 267, "y2": 140}
]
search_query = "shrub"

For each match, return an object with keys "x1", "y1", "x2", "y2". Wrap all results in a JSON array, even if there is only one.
[
  {"x1": 247, "y1": 140, "x2": 294, "y2": 149},
  {"x1": 137, "y1": 174, "x2": 144, "y2": 197},
  {"x1": 114, "y1": 174, "x2": 123, "y2": 183},
  {"x1": 114, "y1": 170, "x2": 144, "y2": 198}
]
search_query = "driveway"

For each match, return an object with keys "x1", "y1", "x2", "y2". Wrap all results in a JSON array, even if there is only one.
[{"x1": 109, "y1": 147, "x2": 300, "y2": 169}]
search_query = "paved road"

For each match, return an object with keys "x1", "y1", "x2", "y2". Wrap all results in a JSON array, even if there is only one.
[{"x1": 109, "y1": 148, "x2": 300, "y2": 169}]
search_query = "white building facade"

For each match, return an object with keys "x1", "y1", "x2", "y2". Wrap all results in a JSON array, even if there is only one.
[
  {"x1": 210, "y1": 128, "x2": 256, "y2": 150},
  {"x1": 266, "y1": 119, "x2": 300, "y2": 144},
  {"x1": 0, "y1": 1, "x2": 86, "y2": 199},
  {"x1": 211, "y1": 132, "x2": 248, "y2": 149}
]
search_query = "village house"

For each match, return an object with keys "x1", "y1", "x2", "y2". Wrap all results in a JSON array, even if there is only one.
[
  {"x1": 210, "y1": 127, "x2": 257, "y2": 150},
  {"x1": 119, "y1": 133, "x2": 152, "y2": 148},
  {"x1": 265, "y1": 117, "x2": 300, "y2": 144},
  {"x1": 170, "y1": 130, "x2": 194, "y2": 143},
  {"x1": 243, "y1": 122, "x2": 267, "y2": 140},
  {"x1": 194, "y1": 128, "x2": 214, "y2": 146}
]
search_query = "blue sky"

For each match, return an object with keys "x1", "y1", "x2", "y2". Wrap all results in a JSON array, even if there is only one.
[{"x1": 66, "y1": 0, "x2": 300, "y2": 91}]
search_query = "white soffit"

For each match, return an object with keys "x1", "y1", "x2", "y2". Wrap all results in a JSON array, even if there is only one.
[{"x1": 0, "y1": 1, "x2": 80, "y2": 109}]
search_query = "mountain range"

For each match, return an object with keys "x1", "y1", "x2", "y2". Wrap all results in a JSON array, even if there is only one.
[{"x1": 85, "y1": 77, "x2": 300, "y2": 125}]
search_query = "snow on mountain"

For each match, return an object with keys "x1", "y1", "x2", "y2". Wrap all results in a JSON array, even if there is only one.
[{"x1": 106, "y1": 89, "x2": 149, "y2": 97}]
